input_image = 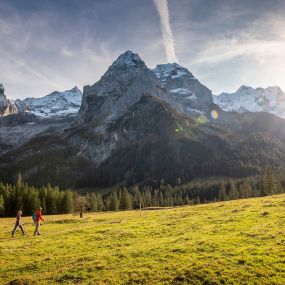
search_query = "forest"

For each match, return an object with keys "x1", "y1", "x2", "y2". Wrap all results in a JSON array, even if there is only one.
[{"x1": 0, "y1": 165, "x2": 284, "y2": 217}]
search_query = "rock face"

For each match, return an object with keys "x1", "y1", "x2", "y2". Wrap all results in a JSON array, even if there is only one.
[
  {"x1": 0, "y1": 112, "x2": 37, "y2": 127},
  {"x1": 0, "y1": 84, "x2": 28, "y2": 117},
  {"x1": 153, "y1": 63, "x2": 214, "y2": 115},
  {"x1": 24, "y1": 86, "x2": 82, "y2": 118},
  {"x1": 79, "y1": 51, "x2": 216, "y2": 124},
  {"x1": 79, "y1": 51, "x2": 166, "y2": 122},
  {"x1": 0, "y1": 83, "x2": 17, "y2": 116},
  {"x1": 214, "y1": 86, "x2": 285, "y2": 118}
]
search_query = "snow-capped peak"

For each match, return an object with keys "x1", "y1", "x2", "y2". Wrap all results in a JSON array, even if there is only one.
[
  {"x1": 23, "y1": 87, "x2": 82, "y2": 118},
  {"x1": 152, "y1": 63, "x2": 195, "y2": 85},
  {"x1": 214, "y1": 85, "x2": 285, "y2": 118}
]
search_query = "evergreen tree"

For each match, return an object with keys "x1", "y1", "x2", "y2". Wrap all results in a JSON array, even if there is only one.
[
  {"x1": 109, "y1": 192, "x2": 119, "y2": 211},
  {"x1": 22, "y1": 186, "x2": 40, "y2": 215},
  {"x1": 120, "y1": 188, "x2": 132, "y2": 210},
  {"x1": 0, "y1": 194, "x2": 5, "y2": 216},
  {"x1": 260, "y1": 164, "x2": 280, "y2": 196},
  {"x1": 62, "y1": 191, "x2": 74, "y2": 213},
  {"x1": 228, "y1": 180, "x2": 239, "y2": 200},
  {"x1": 218, "y1": 183, "x2": 227, "y2": 201}
]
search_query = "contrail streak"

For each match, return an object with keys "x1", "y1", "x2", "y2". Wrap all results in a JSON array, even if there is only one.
[
  {"x1": 1, "y1": 50, "x2": 63, "y2": 90},
  {"x1": 153, "y1": 0, "x2": 178, "y2": 63}
]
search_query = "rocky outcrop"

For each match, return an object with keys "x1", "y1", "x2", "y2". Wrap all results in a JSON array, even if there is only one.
[
  {"x1": 0, "y1": 84, "x2": 29, "y2": 117},
  {"x1": 153, "y1": 63, "x2": 214, "y2": 115}
]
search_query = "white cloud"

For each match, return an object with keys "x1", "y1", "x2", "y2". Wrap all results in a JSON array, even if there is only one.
[
  {"x1": 61, "y1": 47, "x2": 74, "y2": 58},
  {"x1": 153, "y1": 0, "x2": 178, "y2": 63}
]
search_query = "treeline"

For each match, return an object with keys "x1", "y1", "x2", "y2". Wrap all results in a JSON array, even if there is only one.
[
  {"x1": 98, "y1": 165, "x2": 284, "y2": 211},
  {"x1": 0, "y1": 165, "x2": 284, "y2": 217},
  {"x1": 0, "y1": 175, "x2": 75, "y2": 216}
]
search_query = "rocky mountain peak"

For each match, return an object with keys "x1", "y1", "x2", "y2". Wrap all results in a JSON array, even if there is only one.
[
  {"x1": 70, "y1": 86, "x2": 81, "y2": 93},
  {"x1": 237, "y1": 85, "x2": 253, "y2": 93},
  {"x1": 79, "y1": 51, "x2": 161, "y2": 122},
  {"x1": 153, "y1": 63, "x2": 214, "y2": 114},
  {"x1": 153, "y1": 63, "x2": 195, "y2": 84},
  {"x1": 0, "y1": 84, "x2": 4, "y2": 96},
  {"x1": 0, "y1": 84, "x2": 27, "y2": 117},
  {"x1": 110, "y1": 50, "x2": 145, "y2": 69}
]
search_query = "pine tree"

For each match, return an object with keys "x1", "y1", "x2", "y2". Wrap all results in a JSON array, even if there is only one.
[
  {"x1": 0, "y1": 194, "x2": 5, "y2": 216},
  {"x1": 62, "y1": 191, "x2": 74, "y2": 213},
  {"x1": 228, "y1": 180, "x2": 239, "y2": 200},
  {"x1": 260, "y1": 164, "x2": 279, "y2": 196},
  {"x1": 218, "y1": 183, "x2": 227, "y2": 201},
  {"x1": 109, "y1": 192, "x2": 119, "y2": 211},
  {"x1": 120, "y1": 188, "x2": 132, "y2": 210}
]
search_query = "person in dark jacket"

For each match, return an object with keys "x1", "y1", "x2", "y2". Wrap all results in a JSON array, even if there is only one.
[
  {"x1": 34, "y1": 207, "x2": 45, "y2": 236},
  {"x1": 12, "y1": 210, "x2": 25, "y2": 237}
]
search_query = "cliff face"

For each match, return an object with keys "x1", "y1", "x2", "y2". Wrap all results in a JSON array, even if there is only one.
[
  {"x1": 0, "y1": 84, "x2": 28, "y2": 117},
  {"x1": 153, "y1": 63, "x2": 215, "y2": 115},
  {"x1": 78, "y1": 51, "x2": 165, "y2": 123}
]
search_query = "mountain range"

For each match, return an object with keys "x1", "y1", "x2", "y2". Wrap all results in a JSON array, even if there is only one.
[
  {"x1": 1, "y1": 50, "x2": 285, "y2": 189},
  {"x1": 214, "y1": 85, "x2": 285, "y2": 118},
  {"x1": 0, "y1": 85, "x2": 82, "y2": 119}
]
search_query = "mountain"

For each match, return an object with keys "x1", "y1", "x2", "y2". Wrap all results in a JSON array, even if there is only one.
[
  {"x1": 1, "y1": 51, "x2": 285, "y2": 189},
  {"x1": 214, "y1": 85, "x2": 285, "y2": 118},
  {"x1": 79, "y1": 51, "x2": 215, "y2": 124},
  {"x1": 153, "y1": 63, "x2": 215, "y2": 115},
  {"x1": 24, "y1": 86, "x2": 82, "y2": 118},
  {"x1": 79, "y1": 50, "x2": 178, "y2": 123},
  {"x1": 0, "y1": 84, "x2": 28, "y2": 116}
]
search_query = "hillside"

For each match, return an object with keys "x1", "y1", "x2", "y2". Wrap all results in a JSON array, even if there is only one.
[{"x1": 1, "y1": 194, "x2": 284, "y2": 285}]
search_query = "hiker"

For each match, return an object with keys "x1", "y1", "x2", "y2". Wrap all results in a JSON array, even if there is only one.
[
  {"x1": 12, "y1": 210, "x2": 25, "y2": 237},
  {"x1": 33, "y1": 207, "x2": 45, "y2": 236}
]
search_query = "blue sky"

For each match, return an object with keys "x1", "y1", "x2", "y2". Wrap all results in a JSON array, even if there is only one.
[{"x1": 1, "y1": 0, "x2": 285, "y2": 99}]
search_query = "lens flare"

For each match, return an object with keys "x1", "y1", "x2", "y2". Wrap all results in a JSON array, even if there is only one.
[{"x1": 210, "y1": 110, "x2": 219, "y2": 120}]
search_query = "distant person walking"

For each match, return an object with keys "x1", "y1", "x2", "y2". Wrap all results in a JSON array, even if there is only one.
[
  {"x1": 33, "y1": 207, "x2": 45, "y2": 236},
  {"x1": 12, "y1": 210, "x2": 25, "y2": 237}
]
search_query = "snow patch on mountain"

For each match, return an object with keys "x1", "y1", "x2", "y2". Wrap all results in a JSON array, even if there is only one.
[
  {"x1": 214, "y1": 86, "x2": 285, "y2": 118},
  {"x1": 24, "y1": 87, "x2": 82, "y2": 118},
  {"x1": 153, "y1": 63, "x2": 195, "y2": 85},
  {"x1": 169, "y1": 88, "x2": 196, "y2": 99}
]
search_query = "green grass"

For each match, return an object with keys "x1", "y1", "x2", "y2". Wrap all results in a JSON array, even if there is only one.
[{"x1": 1, "y1": 194, "x2": 285, "y2": 285}]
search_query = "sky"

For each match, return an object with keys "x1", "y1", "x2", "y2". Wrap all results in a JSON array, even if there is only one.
[{"x1": 1, "y1": 0, "x2": 285, "y2": 99}]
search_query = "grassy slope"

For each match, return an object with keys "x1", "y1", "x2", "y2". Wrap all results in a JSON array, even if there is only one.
[{"x1": 0, "y1": 195, "x2": 284, "y2": 285}]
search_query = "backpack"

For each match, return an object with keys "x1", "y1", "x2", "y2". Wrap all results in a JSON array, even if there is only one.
[{"x1": 32, "y1": 212, "x2": 38, "y2": 222}]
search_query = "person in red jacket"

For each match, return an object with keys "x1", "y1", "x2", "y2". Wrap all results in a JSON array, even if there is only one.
[
  {"x1": 12, "y1": 210, "x2": 25, "y2": 237},
  {"x1": 34, "y1": 207, "x2": 45, "y2": 236}
]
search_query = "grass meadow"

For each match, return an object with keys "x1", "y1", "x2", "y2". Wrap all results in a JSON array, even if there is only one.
[{"x1": 0, "y1": 194, "x2": 285, "y2": 284}]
